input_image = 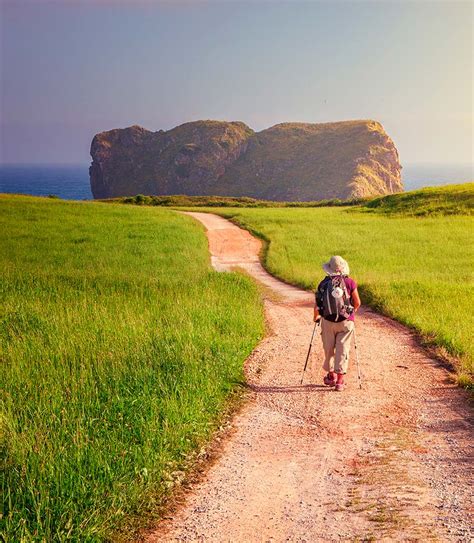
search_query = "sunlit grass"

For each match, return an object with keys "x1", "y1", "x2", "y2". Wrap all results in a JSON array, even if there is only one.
[
  {"x1": 0, "y1": 194, "x2": 264, "y2": 541},
  {"x1": 362, "y1": 183, "x2": 473, "y2": 216},
  {"x1": 210, "y1": 205, "x2": 473, "y2": 385}
]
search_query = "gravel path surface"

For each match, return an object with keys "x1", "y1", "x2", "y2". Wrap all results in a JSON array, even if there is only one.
[{"x1": 146, "y1": 212, "x2": 473, "y2": 543}]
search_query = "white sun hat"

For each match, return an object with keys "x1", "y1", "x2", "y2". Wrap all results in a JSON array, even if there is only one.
[{"x1": 323, "y1": 255, "x2": 350, "y2": 276}]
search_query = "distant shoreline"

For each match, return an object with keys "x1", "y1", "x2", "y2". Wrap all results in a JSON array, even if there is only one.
[
  {"x1": 401, "y1": 162, "x2": 473, "y2": 190},
  {"x1": 0, "y1": 162, "x2": 472, "y2": 201}
]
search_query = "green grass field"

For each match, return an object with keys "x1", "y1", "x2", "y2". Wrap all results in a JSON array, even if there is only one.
[
  {"x1": 208, "y1": 186, "x2": 473, "y2": 385},
  {"x1": 362, "y1": 183, "x2": 474, "y2": 216},
  {"x1": 106, "y1": 182, "x2": 473, "y2": 214},
  {"x1": 0, "y1": 195, "x2": 264, "y2": 541}
]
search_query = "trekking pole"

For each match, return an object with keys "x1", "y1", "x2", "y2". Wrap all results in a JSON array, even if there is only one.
[
  {"x1": 300, "y1": 320, "x2": 320, "y2": 385},
  {"x1": 353, "y1": 326, "x2": 362, "y2": 389}
]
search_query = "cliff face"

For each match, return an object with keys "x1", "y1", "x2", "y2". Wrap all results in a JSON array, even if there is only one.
[
  {"x1": 90, "y1": 119, "x2": 402, "y2": 200},
  {"x1": 89, "y1": 121, "x2": 254, "y2": 199}
]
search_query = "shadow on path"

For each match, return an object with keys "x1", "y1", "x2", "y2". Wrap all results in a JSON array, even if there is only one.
[{"x1": 246, "y1": 383, "x2": 330, "y2": 394}]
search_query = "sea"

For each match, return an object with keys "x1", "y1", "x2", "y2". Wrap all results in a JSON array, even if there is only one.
[{"x1": 0, "y1": 163, "x2": 472, "y2": 201}]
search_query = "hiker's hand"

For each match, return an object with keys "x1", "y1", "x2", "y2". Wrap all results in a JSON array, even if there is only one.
[{"x1": 314, "y1": 316, "x2": 321, "y2": 323}]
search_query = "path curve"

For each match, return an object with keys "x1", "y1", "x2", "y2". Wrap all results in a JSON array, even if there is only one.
[{"x1": 146, "y1": 212, "x2": 473, "y2": 542}]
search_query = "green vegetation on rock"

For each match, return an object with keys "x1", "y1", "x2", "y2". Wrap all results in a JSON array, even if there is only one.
[{"x1": 0, "y1": 194, "x2": 264, "y2": 541}]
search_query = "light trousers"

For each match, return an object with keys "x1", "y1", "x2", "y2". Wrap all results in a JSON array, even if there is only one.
[{"x1": 321, "y1": 318, "x2": 354, "y2": 374}]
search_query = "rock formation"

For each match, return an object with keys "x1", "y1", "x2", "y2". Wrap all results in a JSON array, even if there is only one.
[{"x1": 90, "y1": 119, "x2": 402, "y2": 200}]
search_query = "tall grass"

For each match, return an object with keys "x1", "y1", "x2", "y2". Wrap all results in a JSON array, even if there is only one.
[
  {"x1": 0, "y1": 195, "x2": 264, "y2": 541},
  {"x1": 211, "y1": 206, "x2": 474, "y2": 385},
  {"x1": 362, "y1": 183, "x2": 473, "y2": 216}
]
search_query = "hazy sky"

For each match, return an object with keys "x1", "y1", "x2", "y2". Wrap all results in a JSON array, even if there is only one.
[{"x1": 1, "y1": 0, "x2": 472, "y2": 166}]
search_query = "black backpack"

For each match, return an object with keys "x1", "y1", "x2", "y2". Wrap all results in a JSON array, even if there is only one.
[{"x1": 316, "y1": 275, "x2": 354, "y2": 322}]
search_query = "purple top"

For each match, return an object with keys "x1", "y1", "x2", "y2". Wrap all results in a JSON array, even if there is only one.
[
  {"x1": 344, "y1": 277, "x2": 357, "y2": 321},
  {"x1": 317, "y1": 276, "x2": 358, "y2": 321}
]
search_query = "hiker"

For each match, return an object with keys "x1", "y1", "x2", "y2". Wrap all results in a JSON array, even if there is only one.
[{"x1": 313, "y1": 256, "x2": 361, "y2": 391}]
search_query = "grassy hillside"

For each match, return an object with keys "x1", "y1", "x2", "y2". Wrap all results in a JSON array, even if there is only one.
[
  {"x1": 362, "y1": 183, "x2": 474, "y2": 216},
  {"x1": 210, "y1": 188, "x2": 473, "y2": 386},
  {"x1": 106, "y1": 182, "x2": 474, "y2": 217},
  {"x1": 106, "y1": 182, "x2": 473, "y2": 213},
  {"x1": 0, "y1": 195, "x2": 264, "y2": 541}
]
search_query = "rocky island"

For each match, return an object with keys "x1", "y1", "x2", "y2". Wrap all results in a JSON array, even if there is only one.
[{"x1": 89, "y1": 119, "x2": 402, "y2": 200}]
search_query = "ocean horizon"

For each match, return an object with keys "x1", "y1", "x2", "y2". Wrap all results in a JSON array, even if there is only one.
[{"x1": 0, "y1": 162, "x2": 472, "y2": 201}]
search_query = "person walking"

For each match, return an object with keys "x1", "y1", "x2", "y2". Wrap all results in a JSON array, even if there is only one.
[{"x1": 313, "y1": 256, "x2": 361, "y2": 391}]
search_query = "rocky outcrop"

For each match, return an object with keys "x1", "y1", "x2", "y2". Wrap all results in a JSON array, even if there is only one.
[
  {"x1": 89, "y1": 121, "x2": 253, "y2": 199},
  {"x1": 90, "y1": 119, "x2": 402, "y2": 200}
]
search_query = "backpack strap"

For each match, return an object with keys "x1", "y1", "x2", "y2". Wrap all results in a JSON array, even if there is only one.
[{"x1": 341, "y1": 275, "x2": 350, "y2": 302}]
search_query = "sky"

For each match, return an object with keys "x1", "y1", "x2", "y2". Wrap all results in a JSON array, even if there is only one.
[{"x1": 1, "y1": 0, "x2": 472, "y2": 166}]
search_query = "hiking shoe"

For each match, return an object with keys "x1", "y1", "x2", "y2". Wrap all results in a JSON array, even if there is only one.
[
  {"x1": 323, "y1": 373, "x2": 337, "y2": 387},
  {"x1": 335, "y1": 382, "x2": 345, "y2": 392}
]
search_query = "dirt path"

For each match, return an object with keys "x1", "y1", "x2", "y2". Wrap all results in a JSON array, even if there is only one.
[{"x1": 147, "y1": 212, "x2": 473, "y2": 542}]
